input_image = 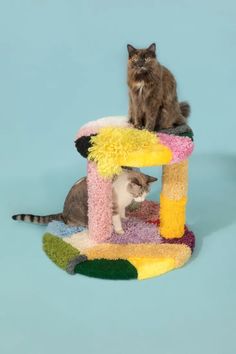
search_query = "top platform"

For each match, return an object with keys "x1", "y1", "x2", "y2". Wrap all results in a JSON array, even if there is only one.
[{"x1": 75, "y1": 116, "x2": 194, "y2": 177}]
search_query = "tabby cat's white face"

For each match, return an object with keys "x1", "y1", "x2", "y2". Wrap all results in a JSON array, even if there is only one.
[
  {"x1": 112, "y1": 169, "x2": 157, "y2": 206},
  {"x1": 112, "y1": 169, "x2": 158, "y2": 235},
  {"x1": 126, "y1": 169, "x2": 157, "y2": 201}
]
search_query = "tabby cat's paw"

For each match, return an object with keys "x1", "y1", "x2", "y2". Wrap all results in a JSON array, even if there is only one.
[
  {"x1": 121, "y1": 216, "x2": 128, "y2": 220},
  {"x1": 115, "y1": 228, "x2": 125, "y2": 235}
]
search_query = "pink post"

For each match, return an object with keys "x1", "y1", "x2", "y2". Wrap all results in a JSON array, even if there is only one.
[{"x1": 87, "y1": 161, "x2": 113, "y2": 242}]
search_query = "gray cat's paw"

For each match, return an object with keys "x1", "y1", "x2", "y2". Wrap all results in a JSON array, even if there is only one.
[{"x1": 144, "y1": 125, "x2": 155, "y2": 132}]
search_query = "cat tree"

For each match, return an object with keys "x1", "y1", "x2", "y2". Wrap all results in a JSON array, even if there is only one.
[{"x1": 43, "y1": 116, "x2": 195, "y2": 280}]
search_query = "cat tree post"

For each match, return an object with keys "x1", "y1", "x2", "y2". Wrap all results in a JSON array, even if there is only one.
[
  {"x1": 87, "y1": 161, "x2": 113, "y2": 242},
  {"x1": 160, "y1": 160, "x2": 188, "y2": 238}
]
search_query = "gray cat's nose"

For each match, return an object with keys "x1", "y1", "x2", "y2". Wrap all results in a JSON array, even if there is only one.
[{"x1": 137, "y1": 59, "x2": 145, "y2": 67}]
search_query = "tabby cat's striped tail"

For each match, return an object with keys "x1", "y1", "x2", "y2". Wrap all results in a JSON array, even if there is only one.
[{"x1": 12, "y1": 213, "x2": 64, "y2": 224}]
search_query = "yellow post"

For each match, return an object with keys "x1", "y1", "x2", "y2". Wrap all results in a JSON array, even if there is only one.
[{"x1": 159, "y1": 160, "x2": 188, "y2": 239}]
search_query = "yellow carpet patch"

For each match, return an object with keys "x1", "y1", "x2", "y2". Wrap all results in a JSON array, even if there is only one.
[
  {"x1": 162, "y1": 160, "x2": 188, "y2": 200},
  {"x1": 159, "y1": 193, "x2": 187, "y2": 238},
  {"x1": 128, "y1": 257, "x2": 176, "y2": 280},
  {"x1": 88, "y1": 127, "x2": 172, "y2": 177},
  {"x1": 82, "y1": 242, "x2": 191, "y2": 268}
]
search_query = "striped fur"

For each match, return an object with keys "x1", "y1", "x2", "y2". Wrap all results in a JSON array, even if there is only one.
[{"x1": 12, "y1": 213, "x2": 64, "y2": 224}]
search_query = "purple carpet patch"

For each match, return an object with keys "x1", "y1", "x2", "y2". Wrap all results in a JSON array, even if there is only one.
[{"x1": 107, "y1": 217, "x2": 162, "y2": 244}]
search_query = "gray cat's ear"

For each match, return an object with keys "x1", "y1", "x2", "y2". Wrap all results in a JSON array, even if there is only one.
[
  {"x1": 147, "y1": 43, "x2": 156, "y2": 53},
  {"x1": 127, "y1": 44, "x2": 137, "y2": 57},
  {"x1": 146, "y1": 175, "x2": 158, "y2": 183}
]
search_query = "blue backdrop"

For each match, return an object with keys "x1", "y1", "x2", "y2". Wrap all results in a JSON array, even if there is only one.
[{"x1": 1, "y1": 1, "x2": 236, "y2": 353}]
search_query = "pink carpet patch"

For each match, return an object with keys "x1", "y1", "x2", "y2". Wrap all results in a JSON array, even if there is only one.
[
  {"x1": 158, "y1": 133, "x2": 194, "y2": 164},
  {"x1": 87, "y1": 162, "x2": 113, "y2": 242},
  {"x1": 75, "y1": 116, "x2": 130, "y2": 140},
  {"x1": 76, "y1": 126, "x2": 100, "y2": 139}
]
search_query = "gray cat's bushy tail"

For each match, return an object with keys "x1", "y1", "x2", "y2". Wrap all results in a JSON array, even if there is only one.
[
  {"x1": 12, "y1": 213, "x2": 64, "y2": 224},
  {"x1": 179, "y1": 101, "x2": 191, "y2": 118}
]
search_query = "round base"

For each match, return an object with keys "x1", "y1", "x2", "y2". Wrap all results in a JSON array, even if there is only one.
[{"x1": 43, "y1": 201, "x2": 195, "y2": 280}]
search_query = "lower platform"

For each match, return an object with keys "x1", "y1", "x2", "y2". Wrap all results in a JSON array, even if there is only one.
[{"x1": 43, "y1": 200, "x2": 195, "y2": 280}]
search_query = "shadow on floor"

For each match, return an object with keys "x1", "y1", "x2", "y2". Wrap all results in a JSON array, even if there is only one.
[{"x1": 187, "y1": 152, "x2": 236, "y2": 259}]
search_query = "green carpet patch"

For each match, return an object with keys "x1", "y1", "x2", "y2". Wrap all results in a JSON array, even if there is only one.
[
  {"x1": 74, "y1": 259, "x2": 138, "y2": 280},
  {"x1": 43, "y1": 233, "x2": 80, "y2": 270}
]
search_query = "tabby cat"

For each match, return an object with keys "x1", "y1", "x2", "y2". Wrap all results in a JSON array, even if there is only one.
[
  {"x1": 127, "y1": 43, "x2": 190, "y2": 131},
  {"x1": 12, "y1": 169, "x2": 157, "y2": 235}
]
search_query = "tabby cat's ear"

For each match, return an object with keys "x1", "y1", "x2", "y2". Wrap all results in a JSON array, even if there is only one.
[
  {"x1": 146, "y1": 175, "x2": 158, "y2": 183},
  {"x1": 147, "y1": 43, "x2": 156, "y2": 53},
  {"x1": 127, "y1": 44, "x2": 137, "y2": 57}
]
